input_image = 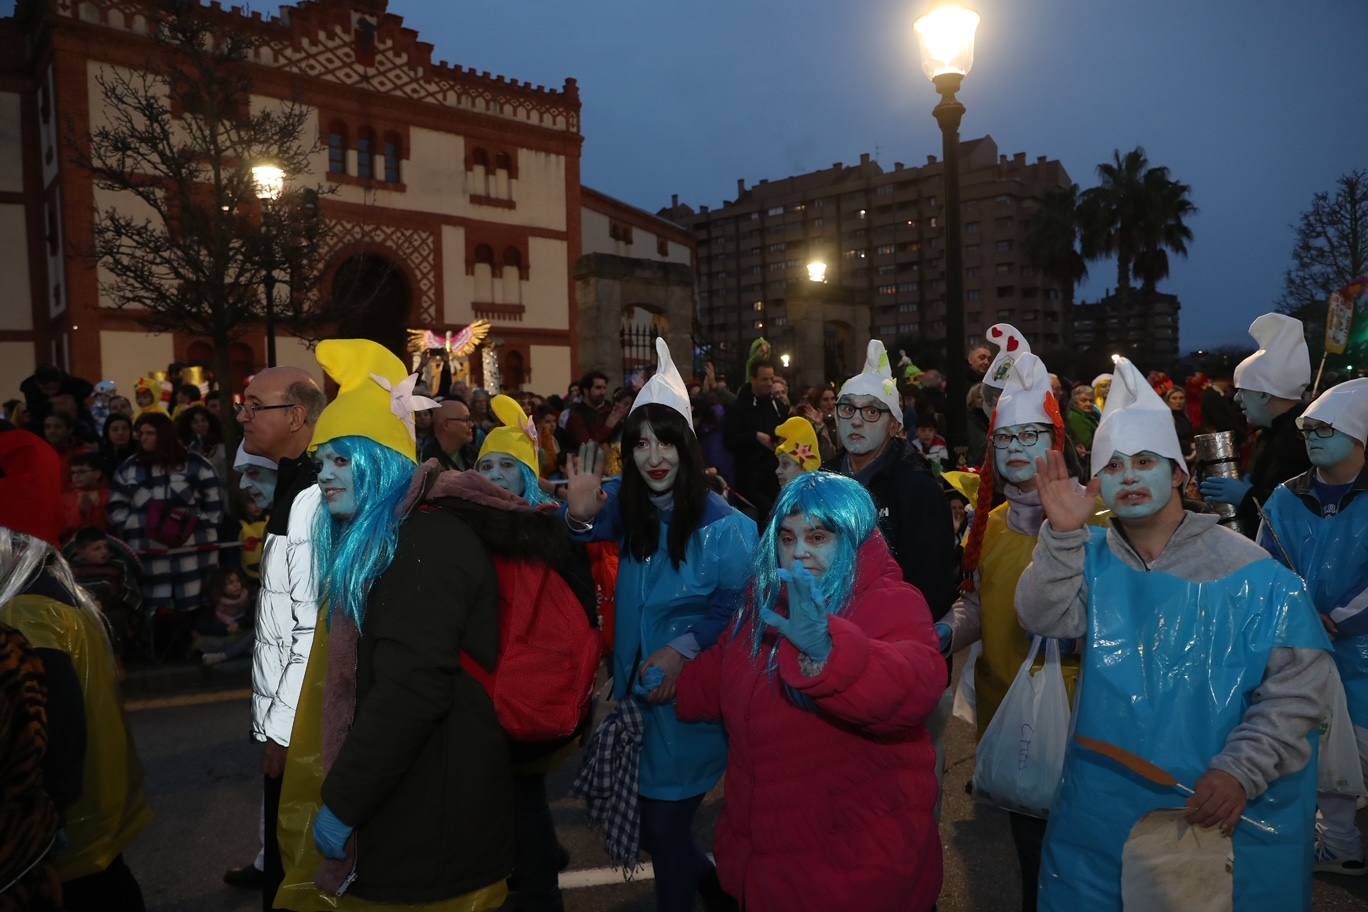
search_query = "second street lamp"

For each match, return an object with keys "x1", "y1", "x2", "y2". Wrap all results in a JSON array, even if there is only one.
[
  {"x1": 914, "y1": 4, "x2": 979, "y2": 459},
  {"x1": 251, "y1": 162, "x2": 286, "y2": 368}
]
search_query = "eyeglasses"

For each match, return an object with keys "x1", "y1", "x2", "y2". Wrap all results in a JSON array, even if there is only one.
[
  {"x1": 1297, "y1": 422, "x2": 1337, "y2": 439},
  {"x1": 991, "y1": 428, "x2": 1047, "y2": 449},
  {"x1": 234, "y1": 401, "x2": 299, "y2": 421},
  {"x1": 444, "y1": 415, "x2": 474, "y2": 425},
  {"x1": 835, "y1": 403, "x2": 889, "y2": 422}
]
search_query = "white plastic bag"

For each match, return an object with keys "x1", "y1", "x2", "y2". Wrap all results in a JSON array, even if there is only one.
[
  {"x1": 972, "y1": 635, "x2": 1071, "y2": 818},
  {"x1": 1318, "y1": 665, "x2": 1367, "y2": 796},
  {"x1": 952, "y1": 641, "x2": 982, "y2": 727}
]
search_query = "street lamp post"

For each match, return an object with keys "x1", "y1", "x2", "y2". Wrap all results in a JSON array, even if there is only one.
[
  {"x1": 251, "y1": 163, "x2": 286, "y2": 368},
  {"x1": 914, "y1": 4, "x2": 979, "y2": 458}
]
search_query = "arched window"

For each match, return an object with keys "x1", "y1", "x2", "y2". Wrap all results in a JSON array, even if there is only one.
[
  {"x1": 494, "y1": 151, "x2": 512, "y2": 172},
  {"x1": 383, "y1": 133, "x2": 401, "y2": 184},
  {"x1": 502, "y1": 247, "x2": 522, "y2": 275},
  {"x1": 472, "y1": 147, "x2": 490, "y2": 169},
  {"x1": 475, "y1": 244, "x2": 495, "y2": 267},
  {"x1": 473, "y1": 244, "x2": 496, "y2": 303},
  {"x1": 356, "y1": 128, "x2": 375, "y2": 181},
  {"x1": 500, "y1": 247, "x2": 523, "y2": 305},
  {"x1": 328, "y1": 124, "x2": 347, "y2": 175}
]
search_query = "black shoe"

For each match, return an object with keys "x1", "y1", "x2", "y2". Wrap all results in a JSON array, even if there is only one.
[
  {"x1": 556, "y1": 843, "x2": 570, "y2": 873},
  {"x1": 699, "y1": 866, "x2": 738, "y2": 912},
  {"x1": 223, "y1": 864, "x2": 264, "y2": 888}
]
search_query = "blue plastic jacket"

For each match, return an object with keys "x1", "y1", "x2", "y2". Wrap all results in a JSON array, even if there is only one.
[
  {"x1": 1262, "y1": 483, "x2": 1368, "y2": 726},
  {"x1": 571, "y1": 479, "x2": 758, "y2": 799},
  {"x1": 1040, "y1": 528, "x2": 1329, "y2": 912}
]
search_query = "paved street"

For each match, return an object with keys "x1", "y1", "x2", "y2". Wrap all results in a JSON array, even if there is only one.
[{"x1": 123, "y1": 660, "x2": 1368, "y2": 911}]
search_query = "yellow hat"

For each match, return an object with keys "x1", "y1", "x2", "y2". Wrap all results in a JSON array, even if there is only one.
[
  {"x1": 311, "y1": 339, "x2": 438, "y2": 462},
  {"x1": 478, "y1": 395, "x2": 539, "y2": 476},
  {"x1": 942, "y1": 470, "x2": 982, "y2": 505},
  {"x1": 774, "y1": 416, "x2": 821, "y2": 472}
]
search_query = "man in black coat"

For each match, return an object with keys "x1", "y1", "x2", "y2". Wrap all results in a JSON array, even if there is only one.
[{"x1": 723, "y1": 360, "x2": 784, "y2": 519}]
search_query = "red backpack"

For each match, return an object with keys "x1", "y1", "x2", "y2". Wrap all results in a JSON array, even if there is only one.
[{"x1": 460, "y1": 555, "x2": 603, "y2": 742}]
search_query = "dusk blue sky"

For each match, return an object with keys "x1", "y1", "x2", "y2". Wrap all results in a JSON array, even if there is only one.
[
  {"x1": 15, "y1": 0, "x2": 1366, "y2": 351},
  {"x1": 397, "y1": 0, "x2": 1367, "y2": 352}
]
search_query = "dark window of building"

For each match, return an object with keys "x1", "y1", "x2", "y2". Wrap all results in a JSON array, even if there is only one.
[
  {"x1": 356, "y1": 130, "x2": 374, "y2": 180},
  {"x1": 475, "y1": 244, "x2": 495, "y2": 267},
  {"x1": 997, "y1": 285, "x2": 1015, "y2": 298},
  {"x1": 383, "y1": 135, "x2": 401, "y2": 183},
  {"x1": 657, "y1": 237, "x2": 669, "y2": 257},
  {"x1": 328, "y1": 126, "x2": 347, "y2": 174}
]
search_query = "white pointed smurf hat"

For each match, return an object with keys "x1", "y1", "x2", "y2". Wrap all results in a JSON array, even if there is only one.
[
  {"x1": 838, "y1": 339, "x2": 902, "y2": 423},
  {"x1": 1234, "y1": 313, "x2": 1310, "y2": 400},
  {"x1": 1300, "y1": 377, "x2": 1368, "y2": 445},
  {"x1": 629, "y1": 337, "x2": 694, "y2": 432},
  {"x1": 234, "y1": 442, "x2": 276, "y2": 472},
  {"x1": 982, "y1": 323, "x2": 1032, "y2": 391},
  {"x1": 1091, "y1": 356, "x2": 1186, "y2": 478},
  {"x1": 993, "y1": 352, "x2": 1054, "y2": 430}
]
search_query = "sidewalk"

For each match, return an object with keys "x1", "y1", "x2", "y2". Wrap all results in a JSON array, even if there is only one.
[{"x1": 121, "y1": 655, "x2": 252, "y2": 699}]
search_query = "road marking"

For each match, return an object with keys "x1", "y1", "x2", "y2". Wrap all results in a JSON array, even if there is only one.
[
  {"x1": 125, "y1": 688, "x2": 252, "y2": 712},
  {"x1": 559, "y1": 864, "x2": 654, "y2": 889}
]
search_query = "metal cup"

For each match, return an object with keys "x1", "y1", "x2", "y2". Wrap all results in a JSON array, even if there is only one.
[{"x1": 1193, "y1": 432, "x2": 1240, "y2": 526}]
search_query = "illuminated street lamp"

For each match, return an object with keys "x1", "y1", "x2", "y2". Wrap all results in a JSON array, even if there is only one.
[
  {"x1": 780, "y1": 353, "x2": 792, "y2": 369},
  {"x1": 806, "y1": 260, "x2": 828, "y2": 284},
  {"x1": 913, "y1": 3, "x2": 979, "y2": 456},
  {"x1": 251, "y1": 162, "x2": 287, "y2": 366}
]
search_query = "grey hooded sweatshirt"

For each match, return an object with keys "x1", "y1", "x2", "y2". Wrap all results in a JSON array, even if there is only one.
[{"x1": 1015, "y1": 510, "x2": 1332, "y2": 799}]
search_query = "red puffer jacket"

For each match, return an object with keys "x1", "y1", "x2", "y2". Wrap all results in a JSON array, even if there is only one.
[{"x1": 677, "y1": 532, "x2": 945, "y2": 912}]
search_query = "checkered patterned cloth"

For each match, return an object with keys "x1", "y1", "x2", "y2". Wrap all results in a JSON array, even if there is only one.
[{"x1": 572, "y1": 698, "x2": 646, "y2": 878}]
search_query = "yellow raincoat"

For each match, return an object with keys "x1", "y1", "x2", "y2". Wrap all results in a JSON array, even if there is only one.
[
  {"x1": 274, "y1": 607, "x2": 507, "y2": 912},
  {"x1": 0, "y1": 594, "x2": 152, "y2": 880},
  {"x1": 973, "y1": 502, "x2": 1109, "y2": 738}
]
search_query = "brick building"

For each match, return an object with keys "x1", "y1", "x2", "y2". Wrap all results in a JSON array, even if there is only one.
[
  {"x1": 0, "y1": 0, "x2": 692, "y2": 400},
  {"x1": 1071, "y1": 289, "x2": 1182, "y2": 377},
  {"x1": 661, "y1": 135, "x2": 1073, "y2": 382}
]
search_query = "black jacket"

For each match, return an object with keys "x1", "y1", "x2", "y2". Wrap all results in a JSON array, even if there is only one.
[
  {"x1": 1238, "y1": 403, "x2": 1310, "y2": 538},
  {"x1": 322, "y1": 507, "x2": 512, "y2": 904},
  {"x1": 266, "y1": 453, "x2": 317, "y2": 537},
  {"x1": 825, "y1": 438, "x2": 958, "y2": 622},
  {"x1": 724, "y1": 384, "x2": 784, "y2": 516},
  {"x1": 1202, "y1": 386, "x2": 1246, "y2": 446}
]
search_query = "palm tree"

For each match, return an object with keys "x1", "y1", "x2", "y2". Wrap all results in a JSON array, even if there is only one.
[
  {"x1": 1024, "y1": 183, "x2": 1089, "y2": 307},
  {"x1": 1079, "y1": 147, "x2": 1150, "y2": 296},
  {"x1": 1133, "y1": 168, "x2": 1196, "y2": 294}
]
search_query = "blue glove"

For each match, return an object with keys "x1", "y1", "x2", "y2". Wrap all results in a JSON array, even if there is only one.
[
  {"x1": 1199, "y1": 475, "x2": 1252, "y2": 505},
  {"x1": 934, "y1": 622, "x2": 953, "y2": 656},
  {"x1": 760, "y1": 567, "x2": 833, "y2": 662},
  {"x1": 313, "y1": 804, "x2": 353, "y2": 861},
  {"x1": 632, "y1": 664, "x2": 666, "y2": 701}
]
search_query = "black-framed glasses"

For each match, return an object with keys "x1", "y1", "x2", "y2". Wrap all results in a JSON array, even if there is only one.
[
  {"x1": 234, "y1": 401, "x2": 298, "y2": 421},
  {"x1": 835, "y1": 403, "x2": 889, "y2": 422},
  {"x1": 991, "y1": 428, "x2": 1047, "y2": 449},
  {"x1": 1297, "y1": 421, "x2": 1337, "y2": 439}
]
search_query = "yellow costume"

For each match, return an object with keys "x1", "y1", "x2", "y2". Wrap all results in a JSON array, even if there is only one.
[
  {"x1": 774, "y1": 416, "x2": 821, "y2": 472},
  {"x1": 0, "y1": 594, "x2": 152, "y2": 880}
]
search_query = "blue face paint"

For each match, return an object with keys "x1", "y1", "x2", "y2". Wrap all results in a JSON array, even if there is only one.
[
  {"x1": 1237, "y1": 389, "x2": 1274, "y2": 428},
  {"x1": 777, "y1": 513, "x2": 840, "y2": 578},
  {"x1": 477, "y1": 453, "x2": 526, "y2": 496},
  {"x1": 1306, "y1": 428, "x2": 1358, "y2": 467},
  {"x1": 315, "y1": 443, "x2": 356, "y2": 519},
  {"x1": 238, "y1": 466, "x2": 278, "y2": 510},
  {"x1": 1097, "y1": 451, "x2": 1176, "y2": 519},
  {"x1": 993, "y1": 423, "x2": 1053, "y2": 484}
]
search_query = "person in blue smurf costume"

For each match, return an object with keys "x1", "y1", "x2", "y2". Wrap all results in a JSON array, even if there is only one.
[
  {"x1": 1017, "y1": 355, "x2": 1333, "y2": 912},
  {"x1": 1259, "y1": 376, "x2": 1368, "y2": 877},
  {"x1": 562, "y1": 337, "x2": 756, "y2": 912}
]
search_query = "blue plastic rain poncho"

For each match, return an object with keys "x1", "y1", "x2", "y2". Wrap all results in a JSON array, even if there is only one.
[
  {"x1": 1039, "y1": 528, "x2": 1330, "y2": 912},
  {"x1": 1262, "y1": 482, "x2": 1368, "y2": 726},
  {"x1": 572, "y1": 479, "x2": 758, "y2": 798}
]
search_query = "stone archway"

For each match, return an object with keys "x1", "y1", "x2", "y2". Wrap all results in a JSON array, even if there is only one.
[{"x1": 330, "y1": 253, "x2": 413, "y2": 358}]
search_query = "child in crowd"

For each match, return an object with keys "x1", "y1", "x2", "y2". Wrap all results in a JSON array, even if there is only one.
[
  {"x1": 912, "y1": 413, "x2": 949, "y2": 474},
  {"x1": 62, "y1": 451, "x2": 112, "y2": 539},
  {"x1": 63, "y1": 527, "x2": 144, "y2": 662},
  {"x1": 194, "y1": 567, "x2": 254, "y2": 666}
]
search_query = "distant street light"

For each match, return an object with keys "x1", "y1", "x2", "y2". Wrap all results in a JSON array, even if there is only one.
[
  {"x1": 251, "y1": 162, "x2": 287, "y2": 367},
  {"x1": 780, "y1": 353, "x2": 792, "y2": 369},
  {"x1": 807, "y1": 260, "x2": 828, "y2": 284},
  {"x1": 914, "y1": 3, "x2": 979, "y2": 456}
]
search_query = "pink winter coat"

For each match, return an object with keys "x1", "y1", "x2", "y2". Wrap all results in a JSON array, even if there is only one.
[{"x1": 676, "y1": 532, "x2": 945, "y2": 912}]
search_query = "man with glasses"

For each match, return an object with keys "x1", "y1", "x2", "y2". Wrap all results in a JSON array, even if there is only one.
[
  {"x1": 826, "y1": 341, "x2": 956, "y2": 623},
  {"x1": 1201, "y1": 313, "x2": 1311, "y2": 537},
  {"x1": 1259, "y1": 377, "x2": 1368, "y2": 877},
  {"x1": 236, "y1": 366, "x2": 327, "y2": 911},
  {"x1": 421, "y1": 397, "x2": 475, "y2": 470}
]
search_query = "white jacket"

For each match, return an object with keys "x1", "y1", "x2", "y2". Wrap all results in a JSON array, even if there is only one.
[{"x1": 251, "y1": 484, "x2": 321, "y2": 745}]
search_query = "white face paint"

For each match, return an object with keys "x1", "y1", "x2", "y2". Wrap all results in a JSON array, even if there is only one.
[
  {"x1": 777, "y1": 514, "x2": 839, "y2": 578},
  {"x1": 632, "y1": 421, "x2": 680, "y2": 493},
  {"x1": 992, "y1": 423, "x2": 1053, "y2": 485},
  {"x1": 775, "y1": 454, "x2": 804, "y2": 488},
  {"x1": 836, "y1": 395, "x2": 894, "y2": 456},
  {"x1": 477, "y1": 453, "x2": 526, "y2": 496}
]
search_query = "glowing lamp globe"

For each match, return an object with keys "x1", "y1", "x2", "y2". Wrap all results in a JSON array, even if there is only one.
[{"x1": 913, "y1": 5, "x2": 980, "y2": 80}]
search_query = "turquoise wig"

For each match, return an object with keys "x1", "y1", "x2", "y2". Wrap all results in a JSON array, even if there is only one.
[
  {"x1": 741, "y1": 472, "x2": 878, "y2": 698},
  {"x1": 312, "y1": 436, "x2": 416, "y2": 629},
  {"x1": 516, "y1": 462, "x2": 559, "y2": 508}
]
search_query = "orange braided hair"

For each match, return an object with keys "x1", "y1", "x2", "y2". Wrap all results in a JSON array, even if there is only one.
[{"x1": 960, "y1": 392, "x2": 1067, "y2": 593}]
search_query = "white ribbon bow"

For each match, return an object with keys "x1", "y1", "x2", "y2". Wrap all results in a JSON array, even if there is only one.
[{"x1": 370, "y1": 372, "x2": 440, "y2": 441}]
